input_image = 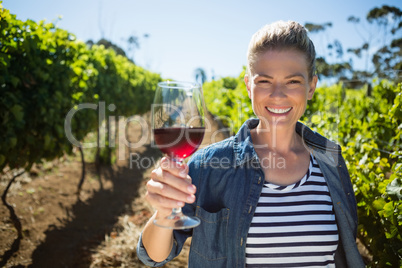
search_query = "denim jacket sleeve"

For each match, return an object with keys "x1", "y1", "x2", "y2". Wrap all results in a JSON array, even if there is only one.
[
  {"x1": 136, "y1": 152, "x2": 202, "y2": 267},
  {"x1": 136, "y1": 230, "x2": 191, "y2": 267}
]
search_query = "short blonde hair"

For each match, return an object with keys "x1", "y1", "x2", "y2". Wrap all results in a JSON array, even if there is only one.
[{"x1": 246, "y1": 20, "x2": 316, "y2": 80}]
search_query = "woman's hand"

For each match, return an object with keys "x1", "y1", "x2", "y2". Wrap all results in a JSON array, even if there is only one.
[{"x1": 145, "y1": 157, "x2": 197, "y2": 217}]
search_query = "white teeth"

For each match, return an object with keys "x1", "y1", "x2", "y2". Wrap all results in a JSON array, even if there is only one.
[{"x1": 266, "y1": 107, "x2": 292, "y2": 114}]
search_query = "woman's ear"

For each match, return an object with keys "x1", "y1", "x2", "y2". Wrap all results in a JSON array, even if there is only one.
[
  {"x1": 307, "y1": 75, "x2": 318, "y2": 100},
  {"x1": 244, "y1": 75, "x2": 252, "y2": 99}
]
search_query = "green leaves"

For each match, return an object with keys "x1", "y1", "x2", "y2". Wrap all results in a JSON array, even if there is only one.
[
  {"x1": 0, "y1": 7, "x2": 161, "y2": 172},
  {"x1": 203, "y1": 67, "x2": 253, "y2": 134},
  {"x1": 10, "y1": 104, "x2": 24, "y2": 121},
  {"x1": 372, "y1": 198, "x2": 386, "y2": 211},
  {"x1": 386, "y1": 178, "x2": 402, "y2": 200},
  {"x1": 313, "y1": 80, "x2": 402, "y2": 267}
]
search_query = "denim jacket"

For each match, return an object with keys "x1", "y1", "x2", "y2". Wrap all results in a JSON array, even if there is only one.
[{"x1": 137, "y1": 119, "x2": 365, "y2": 267}]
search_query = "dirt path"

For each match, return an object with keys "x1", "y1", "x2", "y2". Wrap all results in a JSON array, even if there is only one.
[{"x1": 0, "y1": 111, "x2": 228, "y2": 267}]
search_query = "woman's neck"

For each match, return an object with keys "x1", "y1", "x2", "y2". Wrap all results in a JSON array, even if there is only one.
[{"x1": 251, "y1": 122, "x2": 304, "y2": 156}]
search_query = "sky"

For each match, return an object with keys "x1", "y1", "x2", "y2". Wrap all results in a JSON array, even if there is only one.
[{"x1": 3, "y1": 0, "x2": 402, "y2": 83}]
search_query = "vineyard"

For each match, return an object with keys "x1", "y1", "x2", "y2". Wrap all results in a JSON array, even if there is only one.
[{"x1": 1, "y1": 4, "x2": 402, "y2": 268}]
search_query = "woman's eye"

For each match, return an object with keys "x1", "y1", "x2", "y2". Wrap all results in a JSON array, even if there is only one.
[{"x1": 289, "y1": 80, "x2": 300, "y2": 84}]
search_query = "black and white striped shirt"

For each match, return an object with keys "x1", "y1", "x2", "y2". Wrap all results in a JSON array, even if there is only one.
[{"x1": 246, "y1": 154, "x2": 338, "y2": 267}]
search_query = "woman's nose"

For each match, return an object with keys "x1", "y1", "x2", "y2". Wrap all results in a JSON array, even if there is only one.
[{"x1": 269, "y1": 83, "x2": 286, "y2": 98}]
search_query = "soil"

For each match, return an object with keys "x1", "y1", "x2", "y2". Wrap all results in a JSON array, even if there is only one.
[{"x1": 0, "y1": 112, "x2": 229, "y2": 268}]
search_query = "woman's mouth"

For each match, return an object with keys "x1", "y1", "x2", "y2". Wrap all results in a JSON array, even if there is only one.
[{"x1": 266, "y1": 107, "x2": 292, "y2": 114}]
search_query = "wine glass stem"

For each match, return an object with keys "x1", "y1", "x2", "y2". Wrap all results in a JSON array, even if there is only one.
[
  {"x1": 169, "y1": 158, "x2": 185, "y2": 218},
  {"x1": 169, "y1": 207, "x2": 182, "y2": 219}
]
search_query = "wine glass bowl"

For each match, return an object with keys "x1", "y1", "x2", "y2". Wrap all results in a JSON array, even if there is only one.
[{"x1": 151, "y1": 81, "x2": 205, "y2": 229}]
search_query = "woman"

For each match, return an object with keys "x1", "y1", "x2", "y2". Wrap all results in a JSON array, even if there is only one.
[{"x1": 137, "y1": 21, "x2": 365, "y2": 267}]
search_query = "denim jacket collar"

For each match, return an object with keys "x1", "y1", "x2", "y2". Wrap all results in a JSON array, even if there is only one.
[
  {"x1": 232, "y1": 118, "x2": 341, "y2": 167},
  {"x1": 232, "y1": 119, "x2": 258, "y2": 167}
]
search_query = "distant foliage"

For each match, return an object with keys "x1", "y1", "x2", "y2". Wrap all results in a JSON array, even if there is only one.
[
  {"x1": 0, "y1": 6, "x2": 161, "y2": 172},
  {"x1": 203, "y1": 68, "x2": 254, "y2": 134},
  {"x1": 204, "y1": 72, "x2": 402, "y2": 267},
  {"x1": 306, "y1": 5, "x2": 401, "y2": 84},
  {"x1": 304, "y1": 81, "x2": 402, "y2": 267}
]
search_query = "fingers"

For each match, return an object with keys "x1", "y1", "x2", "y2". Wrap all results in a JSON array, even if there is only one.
[
  {"x1": 160, "y1": 157, "x2": 195, "y2": 192},
  {"x1": 145, "y1": 157, "x2": 196, "y2": 213},
  {"x1": 146, "y1": 178, "x2": 195, "y2": 205},
  {"x1": 144, "y1": 192, "x2": 173, "y2": 217},
  {"x1": 151, "y1": 162, "x2": 196, "y2": 196},
  {"x1": 158, "y1": 157, "x2": 190, "y2": 181}
]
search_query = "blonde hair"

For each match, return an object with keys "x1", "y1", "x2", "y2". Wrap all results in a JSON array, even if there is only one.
[{"x1": 246, "y1": 20, "x2": 316, "y2": 80}]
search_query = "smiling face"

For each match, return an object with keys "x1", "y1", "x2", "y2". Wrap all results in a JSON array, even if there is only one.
[{"x1": 245, "y1": 49, "x2": 317, "y2": 131}]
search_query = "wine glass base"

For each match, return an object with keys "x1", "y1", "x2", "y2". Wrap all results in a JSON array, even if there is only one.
[{"x1": 153, "y1": 215, "x2": 200, "y2": 230}]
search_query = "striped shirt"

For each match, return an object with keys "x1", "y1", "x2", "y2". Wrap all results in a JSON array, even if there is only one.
[{"x1": 246, "y1": 154, "x2": 338, "y2": 267}]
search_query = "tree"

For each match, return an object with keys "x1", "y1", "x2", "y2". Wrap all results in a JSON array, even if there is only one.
[
  {"x1": 87, "y1": 38, "x2": 127, "y2": 58},
  {"x1": 305, "y1": 22, "x2": 352, "y2": 81},
  {"x1": 347, "y1": 5, "x2": 401, "y2": 79},
  {"x1": 124, "y1": 33, "x2": 149, "y2": 63},
  {"x1": 366, "y1": 5, "x2": 402, "y2": 79},
  {"x1": 87, "y1": 33, "x2": 149, "y2": 64},
  {"x1": 194, "y1": 67, "x2": 207, "y2": 84},
  {"x1": 306, "y1": 5, "x2": 402, "y2": 84},
  {"x1": 305, "y1": 22, "x2": 332, "y2": 33}
]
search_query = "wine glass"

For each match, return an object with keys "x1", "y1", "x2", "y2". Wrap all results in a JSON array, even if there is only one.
[{"x1": 151, "y1": 81, "x2": 205, "y2": 229}]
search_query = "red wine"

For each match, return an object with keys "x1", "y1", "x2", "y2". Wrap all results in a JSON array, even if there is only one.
[{"x1": 153, "y1": 127, "x2": 205, "y2": 159}]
